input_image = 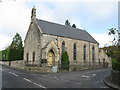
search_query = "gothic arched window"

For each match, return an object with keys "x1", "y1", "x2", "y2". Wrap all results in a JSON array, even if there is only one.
[
  {"x1": 33, "y1": 51, "x2": 35, "y2": 62},
  {"x1": 83, "y1": 44, "x2": 86, "y2": 62},
  {"x1": 62, "y1": 41, "x2": 65, "y2": 52},
  {"x1": 92, "y1": 46, "x2": 95, "y2": 62},
  {"x1": 73, "y1": 43, "x2": 77, "y2": 60},
  {"x1": 26, "y1": 53, "x2": 29, "y2": 61}
]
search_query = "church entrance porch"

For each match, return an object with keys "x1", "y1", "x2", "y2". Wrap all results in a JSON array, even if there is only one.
[{"x1": 47, "y1": 50, "x2": 55, "y2": 66}]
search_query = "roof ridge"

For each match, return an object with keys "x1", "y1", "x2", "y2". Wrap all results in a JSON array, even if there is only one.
[
  {"x1": 84, "y1": 30, "x2": 99, "y2": 44},
  {"x1": 36, "y1": 18, "x2": 98, "y2": 43},
  {"x1": 36, "y1": 18, "x2": 84, "y2": 31}
]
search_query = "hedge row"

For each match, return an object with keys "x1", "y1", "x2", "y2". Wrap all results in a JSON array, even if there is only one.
[{"x1": 0, "y1": 49, "x2": 23, "y2": 61}]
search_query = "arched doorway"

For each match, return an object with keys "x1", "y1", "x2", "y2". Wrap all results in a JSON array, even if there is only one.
[{"x1": 47, "y1": 50, "x2": 55, "y2": 66}]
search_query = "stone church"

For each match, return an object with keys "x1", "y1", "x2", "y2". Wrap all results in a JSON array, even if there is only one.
[{"x1": 24, "y1": 7, "x2": 111, "y2": 72}]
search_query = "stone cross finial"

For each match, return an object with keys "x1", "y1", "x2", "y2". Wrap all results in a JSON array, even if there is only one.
[
  {"x1": 31, "y1": 6, "x2": 36, "y2": 22},
  {"x1": 31, "y1": 6, "x2": 36, "y2": 17}
]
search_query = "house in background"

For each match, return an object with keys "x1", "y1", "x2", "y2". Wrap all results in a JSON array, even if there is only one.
[{"x1": 24, "y1": 7, "x2": 111, "y2": 72}]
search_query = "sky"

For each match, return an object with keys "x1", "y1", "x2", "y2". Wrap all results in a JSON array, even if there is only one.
[{"x1": 0, "y1": 0, "x2": 119, "y2": 50}]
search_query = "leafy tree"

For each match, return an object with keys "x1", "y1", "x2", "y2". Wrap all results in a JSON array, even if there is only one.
[
  {"x1": 108, "y1": 28, "x2": 118, "y2": 46},
  {"x1": 108, "y1": 28, "x2": 116, "y2": 35},
  {"x1": 105, "y1": 28, "x2": 120, "y2": 71},
  {"x1": 61, "y1": 51, "x2": 69, "y2": 70},
  {"x1": 9, "y1": 33, "x2": 23, "y2": 50},
  {"x1": 72, "y1": 24, "x2": 76, "y2": 28},
  {"x1": 65, "y1": 20, "x2": 77, "y2": 29},
  {"x1": 65, "y1": 20, "x2": 71, "y2": 27}
]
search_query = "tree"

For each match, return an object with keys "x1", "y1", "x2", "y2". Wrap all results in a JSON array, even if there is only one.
[
  {"x1": 61, "y1": 51, "x2": 69, "y2": 70},
  {"x1": 65, "y1": 20, "x2": 71, "y2": 27},
  {"x1": 72, "y1": 24, "x2": 76, "y2": 28},
  {"x1": 106, "y1": 28, "x2": 120, "y2": 71},
  {"x1": 9, "y1": 33, "x2": 23, "y2": 50},
  {"x1": 108, "y1": 28, "x2": 118, "y2": 46}
]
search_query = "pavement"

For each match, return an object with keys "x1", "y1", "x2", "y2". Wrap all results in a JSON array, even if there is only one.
[
  {"x1": 104, "y1": 75, "x2": 120, "y2": 90},
  {"x1": 1, "y1": 64, "x2": 115, "y2": 89}
]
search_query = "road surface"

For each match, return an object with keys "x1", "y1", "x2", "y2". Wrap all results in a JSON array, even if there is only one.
[{"x1": 1, "y1": 65, "x2": 113, "y2": 88}]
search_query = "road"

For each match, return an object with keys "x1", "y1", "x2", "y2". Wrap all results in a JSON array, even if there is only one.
[{"x1": 1, "y1": 65, "x2": 113, "y2": 88}]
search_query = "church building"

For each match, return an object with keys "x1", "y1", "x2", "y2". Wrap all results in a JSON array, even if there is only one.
[{"x1": 24, "y1": 7, "x2": 110, "y2": 72}]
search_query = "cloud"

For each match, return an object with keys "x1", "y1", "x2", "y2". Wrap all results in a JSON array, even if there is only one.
[
  {"x1": 0, "y1": 1, "x2": 117, "y2": 50},
  {"x1": 36, "y1": 2, "x2": 83, "y2": 28},
  {"x1": 0, "y1": 34, "x2": 12, "y2": 50},
  {"x1": 83, "y1": 2, "x2": 117, "y2": 21},
  {"x1": 0, "y1": 1, "x2": 31, "y2": 50},
  {"x1": 0, "y1": 1, "x2": 30, "y2": 37},
  {"x1": 91, "y1": 32, "x2": 113, "y2": 47},
  {"x1": 19, "y1": 0, "x2": 119, "y2": 3}
]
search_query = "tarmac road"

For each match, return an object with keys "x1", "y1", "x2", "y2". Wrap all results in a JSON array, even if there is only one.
[{"x1": 1, "y1": 65, "x2": 114, "y2": 89}]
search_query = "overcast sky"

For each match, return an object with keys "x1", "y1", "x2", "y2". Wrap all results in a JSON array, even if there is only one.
[{"x1": 0, "y1": 0, "x2": 119, "y2": 50}]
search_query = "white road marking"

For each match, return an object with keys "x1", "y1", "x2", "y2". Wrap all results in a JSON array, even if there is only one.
[
  {"x1": 9, "y1": 72, "x2": 18, "y2": 77},
  {"x1": 23, "y1": 78, "x2": 33, "y2": 83},
  {"x1": 81, "y1": 75, "x2": 90, "y2": 78},
  {"x1": 53, "y1": 76, "x2": 58, "y2": 79},
  {"x1": 33, "y1": 83, "x2": 47, "y2": 89},
  {"x1": 0, "y1": 68, "x2": 4, "y2": 71},
  {"x1": 76, "y1": 82, "x2": 81, "y2": 85},
  {"x1": 23, "y1": 77, "x2": 47, "y2": 89},
  {"x1": 93, "y1": 74, "x2": 96, "y2": 76},
  {"x1": 7, "y1": 70, "x2": 46, "y2": 89},
  {"x1": 40, "y1": 75, "x2": 45, "y2": 77},
  {"x1": 102, "y1": 86, "x2": 108, "y2": 88}
]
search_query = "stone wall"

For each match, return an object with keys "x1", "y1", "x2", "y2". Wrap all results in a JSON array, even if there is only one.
[
  {"x1": 41, "y1": 34, "x2": 99, "y2": 65},
  {"x1": 111, "y1": 70, "x2": 120, "y2": 85},
  {"x1": 24, "y1": 21, "x2": 41, "y2": 62},
  {"x1": 98, "y1": 49, "x2": 111, "y2": 67},
  {"x1": 0, "y1": 60, "x2": 24, "y2": 69},
  {"x1": 57, "y1": 36, "x2": 99, "y2": 64}
]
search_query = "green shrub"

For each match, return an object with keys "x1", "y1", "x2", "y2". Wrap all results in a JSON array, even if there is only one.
[
  {"x1": 8, "y1": 49, "x2": 23, "y2": 60},
  {"x1": 0, "y1": 49, "x2": 23, "y2": 61},
  {"x1": 0, "y1": 51, "x2": 2, "y2": 60},
  {"x1": 112, "y1": 58, "x2": 120, "y2": 71},
  {"x1": 61, "y1": 51, "x2": 69, "y2": 70},
  {"x1": 0, "y1": 49, "x2": 8, "y2": 60}
]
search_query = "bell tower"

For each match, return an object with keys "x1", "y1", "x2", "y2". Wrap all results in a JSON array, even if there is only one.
[{"x1": 31, "y1": 6, "x2": 36, "y2": 22}]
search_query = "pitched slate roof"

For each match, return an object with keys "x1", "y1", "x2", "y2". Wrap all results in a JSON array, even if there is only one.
[{"x1": 36, "y1": 19, "x2": 98, "y2": 44}]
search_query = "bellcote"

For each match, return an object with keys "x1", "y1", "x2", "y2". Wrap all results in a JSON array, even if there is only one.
[{"x1": 31, "y1": 6, "x2": 36, "y2": 22}]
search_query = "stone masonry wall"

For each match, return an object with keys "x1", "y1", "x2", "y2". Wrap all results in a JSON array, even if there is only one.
[
  {"x1": 41, "y1": 34, "x2": 99, "y2": 65},
  {"x1": 24, "y1": 22, "x2": 41, "y2": 62},
  {"x1": 0, "y1": 60, "x2": 24, "y2": 69}
]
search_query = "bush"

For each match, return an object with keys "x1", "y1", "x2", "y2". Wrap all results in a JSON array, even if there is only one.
[
  {"x1": 0, "y1": 49, "x2": 8, "y2": 60},
  {"x1": 0, "y1": 49, "x2": 23, "y2": 61},
  {"x1": 61, "y1": 51, "x2": 69, "y2": 70},
  {"x1": 112, "y1": 58, "x2": 120, "y2": 71},
  {"x1": 8, "y1": 49, "x2": 23, "y2": 60}
]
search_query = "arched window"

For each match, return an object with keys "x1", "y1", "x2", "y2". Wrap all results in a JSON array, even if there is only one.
[
  {"x1": 73, "y1": 43, "x2": 77, "y2": 60},
  {"x1": 92, "y1": 46, "x2": 95, "y2": 62},
  {"x1": 33, "y1": 51, "x2": 35, "y2": 62},
  {"x1": 83, "y1": 44, "x2": 86, "y2": 62},
  {"x1": 62, "y1": 41, "x2": 65, "y2": 52},
  {"x1": 26, "y1": 53, "x2": 29, "y2": 61},
  {"x1": 99, "y1": 58, "x2": 100, "y2": 65},
  {"x1": 103, "y1": 58, "x2": 105, "y2": 63}
]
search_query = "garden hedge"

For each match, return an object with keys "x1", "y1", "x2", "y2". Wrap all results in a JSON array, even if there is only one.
[{"x1": 0, "y1": 49, "x2": 23, "y2": 61}]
